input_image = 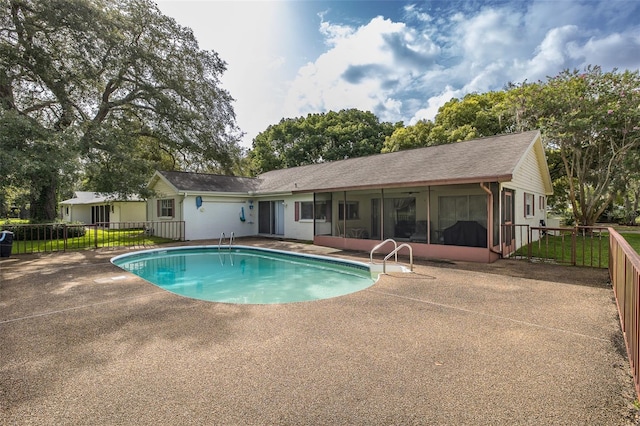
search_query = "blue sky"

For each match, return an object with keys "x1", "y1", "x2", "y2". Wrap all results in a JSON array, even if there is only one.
[{"x1": 155, "y1": 0, "x2": 640, "y2": 148}]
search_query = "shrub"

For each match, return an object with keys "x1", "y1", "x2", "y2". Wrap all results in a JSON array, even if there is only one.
[{"x1": 3, "y1": 223, "x2": 86, "y2": 241}]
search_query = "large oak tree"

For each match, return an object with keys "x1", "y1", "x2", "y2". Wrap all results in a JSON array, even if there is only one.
[{"x1": 0, "y1": 0, "x2": 242, "y2": 220}]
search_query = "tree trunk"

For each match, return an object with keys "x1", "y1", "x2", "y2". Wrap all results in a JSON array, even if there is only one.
[{"x1": 29, "y1": 177, "x2": 58, "y2": 222}]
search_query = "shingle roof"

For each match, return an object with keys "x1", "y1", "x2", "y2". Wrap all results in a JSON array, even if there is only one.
[
  {"x1": 256, "y1": 130, "x2": 541, "y2": 193},
  {"x1": 158, "y1": 171, "x2": 259, "y2": 193},
  {"x1": 59, "y1": 191, "x2": 142, "y2": 205},
  {"x1": 152, "y1": 131, "x2": 542, "y2": 195}
]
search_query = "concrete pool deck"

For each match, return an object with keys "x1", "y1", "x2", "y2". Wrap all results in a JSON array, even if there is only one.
[{"x1": 1, "y1": 238, "x2": 638, "y2": 425}]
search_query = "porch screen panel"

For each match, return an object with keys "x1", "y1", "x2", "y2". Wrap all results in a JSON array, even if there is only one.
[
  {"x1": 439, "y1": 195, "x2": 487, "y2": 231},
  {"x1": 383, "y1": 197, "x2": 416, "y2": 239},
  {"x1": 468, "y1": 195, "x2": 487, "y2": 224},
  {"x1": 438, "y1": 196, "x2": 460, "y2": 231}
]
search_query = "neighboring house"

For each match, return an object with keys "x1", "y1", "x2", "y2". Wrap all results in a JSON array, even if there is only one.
[
  {"x1": 59, "y1": 191, "x2": 146, "y2": 228},
  {"x1": 148, "y1": 130, "x2": 552, "y2": 263}
]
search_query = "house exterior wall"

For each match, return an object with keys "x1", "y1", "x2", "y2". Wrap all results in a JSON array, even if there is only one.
[
  {"x1": 256, "y1": 194, "x2": 315, "y2": 241},
  {"x1": 109, "y1": 202, "x2": 146, "y2": 229},
  {"x1": 288, "y1": 194, "x2": 316, "y2": 241},
  {"x1": 508, "y1": 142, "x2": 549, "y2": 229},
  {"x1": 153, "y1": 179, "x2": 176, "y2": 197},
  {"x1": 145, "y1": 132, "x2": 551, "y2": 263},
  {"x1": 182, "y1": 195, "x2": 255, "y2": 241},
  {"x1": 511, "y1": 144, "x2": 547, "y2": 195},
  {"x1": 147, "y1": 180, "x2": 183, "y2": 240},
  {"x1": 61, "y1": 205, "x2": 91, "y2": 224}
]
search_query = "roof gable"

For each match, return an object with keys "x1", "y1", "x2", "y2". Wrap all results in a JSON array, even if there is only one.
[
  {"x1": 154, "y1": 171, "x2": 259, "y2": 193},
  {"x1": 511, "y1": 133, "x2": 553, "y2": 194}
]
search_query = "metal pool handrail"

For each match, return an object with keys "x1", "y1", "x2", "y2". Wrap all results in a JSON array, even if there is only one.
[
  {"x1": 383, "y1": 243, "x2": 413, "y2": 273},
  {"x1": 219, "y1": 232, "x2": 234, "y2": 251},
  {"x1": 370, "y1": 239, "x2": 398, "y2": 264}
]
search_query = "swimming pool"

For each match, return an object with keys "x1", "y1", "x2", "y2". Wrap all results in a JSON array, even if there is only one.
[{"x1": 111, "y1": 246, "x2": 377, "y2": 304}]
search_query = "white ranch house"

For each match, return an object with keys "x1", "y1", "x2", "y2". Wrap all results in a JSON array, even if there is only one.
[
  {"x1": 59, "y1": 191, "x2": 146, "y2": 228},
  {"x1": 146, "y1": 131, "x2": 551, "y2": 263}
]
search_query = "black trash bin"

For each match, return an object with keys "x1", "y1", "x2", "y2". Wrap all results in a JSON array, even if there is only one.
[{"x1": 0, "y1": 230, "x2": 14, "y2": 257}]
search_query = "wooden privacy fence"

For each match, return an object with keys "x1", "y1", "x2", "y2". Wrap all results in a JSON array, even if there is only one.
[
  {"x1": 610, "y1": 228, "x2": 640, "y2": 399},
  {"x1": 1, "y1": 221, "x2": 185, "y2": 255}
]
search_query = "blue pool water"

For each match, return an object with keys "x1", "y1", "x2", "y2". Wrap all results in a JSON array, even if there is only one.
[{"x1": 111, "y1": 246, "x2": 376, "y2": 304}]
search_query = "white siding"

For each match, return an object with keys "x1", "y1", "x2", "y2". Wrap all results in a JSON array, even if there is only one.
[
  {"x1": 511, "y1": 142, "x2": 549, "y2": 195},
  {"x1": 183, "y1": 195, "x2": 256, "y2": 241},
  {"x1": 284, "y1": 195, "x2": 314, "y2": 241},
  {"x1": 153, "y1": 179, "x2": 176, "y2": 197},
  {"x1": 148, "y1": 179, "x2": 180, "y2": 222},
  {"x1": 68, "y1": 205, "x2": 92, "y2": 224},
  {"x1": 110, "y1": 202, "x2": 147, "y2": 228},
  {"x1": 506, "y1": 140, "x2": 551, "y2": 249}
]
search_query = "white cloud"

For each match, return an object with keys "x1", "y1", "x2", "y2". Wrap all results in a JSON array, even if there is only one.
[
  {"x1": 403, "y1": 4, "x2": 433, "y2": 23},
  {"x1": 285, "y1": 0, "x2": 640, "y2": 129},
  {"x1": 410, "y1": 86, "x2": 461, "y2": 123},
  {"x1": 574, "y1": 32, "x2": 640, "y2": 69},
  {"x1": 525, "y1": 25, "x2": 580, "y2": 80},
  {"x1": 284, "y1": 15, "x2": 440, "y2": 123},
  {"x1": 156, "y1": 0, "x2": 640, "y2": 147}
]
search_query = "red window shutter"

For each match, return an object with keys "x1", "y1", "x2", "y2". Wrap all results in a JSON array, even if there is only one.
[{"x1": 294, "y1": 201, "x2": 299, "y2": 221}]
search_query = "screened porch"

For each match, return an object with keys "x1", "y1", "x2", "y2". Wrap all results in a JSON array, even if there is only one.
[{"x1": 310, "y1": 183, "x2": 502, "y2": 262}]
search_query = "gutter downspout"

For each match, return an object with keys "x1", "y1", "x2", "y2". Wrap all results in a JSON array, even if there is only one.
[{"x1": 480, "y1": 183, "x2": 502, "y2": 256}]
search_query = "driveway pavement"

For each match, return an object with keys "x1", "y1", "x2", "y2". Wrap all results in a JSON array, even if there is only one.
[{"x1": 1, "y1": 240, "x2": 638, "y2": 425}]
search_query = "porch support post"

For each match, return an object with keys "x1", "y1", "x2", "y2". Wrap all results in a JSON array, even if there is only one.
[
  {"x1": 480, "y1": 182, "x2": 492, "y2": 248},
  {"x1": 427, "y1": 186, "x2": 431, "y2": 244},
  {"x1": 312, "y1": 193, "x2": 316, "y2": 237},
  {"x1": 342, "y1": 191, "x2": 347, "y2": 239},
  {"x1": 380, "y1": 188, "x2": 385, "y2": 240}
]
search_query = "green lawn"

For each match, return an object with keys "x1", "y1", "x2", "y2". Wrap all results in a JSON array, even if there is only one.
[
  {"x1": 10, "y1": 227, "x2": 175, "y2": 254},
  {"x1": 518, "y1": 231, "x2": 640, "y2": 268}
]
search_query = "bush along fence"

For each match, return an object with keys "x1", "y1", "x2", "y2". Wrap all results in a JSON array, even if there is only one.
[
  {"x1": 505, "y1": 224, "x2": 610, "y2": 268},
  {"x1": 0, "y1": 221, "x2": 185, "y2": 255},
  {"x1": 609, "y1": 228, "x2": 640, "y2": 399}
]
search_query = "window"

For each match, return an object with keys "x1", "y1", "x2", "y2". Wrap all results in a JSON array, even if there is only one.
[
  {"x1": 300, "y1": 202, "x2": 314, "y2": 220},
  {"x1": 295, "y1": 201, "x2": 329, "y2": 221},
  {"x1": 158, "y1": 199, "x2": 174, "y2": 218},
  {"x1": 524, "y1": 193, "x2": 535, "y2": 217},
  {"x1": 338, "y1": 201, "x2": 359, "y2": 220},
  {"x1": 539, "y1": 195, "x2": 545, "y2": 211}
]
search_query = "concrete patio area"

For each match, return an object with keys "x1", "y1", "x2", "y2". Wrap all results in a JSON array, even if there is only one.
[{"x1": 1, "y1": 239, "x2": 638, "y2": 425}]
